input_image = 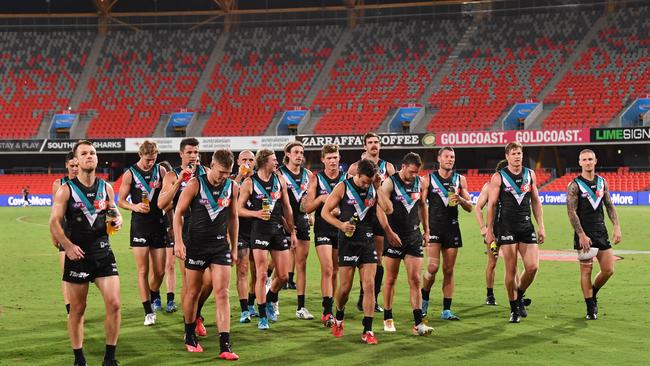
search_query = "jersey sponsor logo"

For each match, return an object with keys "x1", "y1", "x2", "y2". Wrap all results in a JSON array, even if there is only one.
[
  {"x1": 255, "y1": 239, "x2": 270, "y2": 247},
  {"x1": 133, "y1": 237, "x2": 147, "y2": 244},
  {"x1": 500, "y1": 235, "x2": 514, "y2": 241},
  {"x1": 429, "y1": 235, "x2": 440, "y2": 241},
  {"x1": 218, "y1": 198, "x2": 230, "y2": 207},
  {"x1": 317, "y1": 236, "x2": 331, "y2": 243},
  {"x1": 187, "y1": 258, "x2": 206, "y2": 266},
  {"x1": 386, "y1": 247, "x2": 401, "y2": 255},
  {"x1": 69, "y1": 271, "x2": 90, "y2": 279},
  {"x1": 93, "y1": 199, "x2": 107, "y2": 211},
  {"x1": 99, "y1": 241, "x2": 109, "y2": 248},
  {"x1": 365, "y1": 232, "x2": 373, "y2": 238},
  {"x1": 343, "y1": 255, "x2": 359, "y2": 262},
  {"x1": 73, "y1": 202, "x2": 85, "y2": 209},
  {"x1": 217, "y1": 235, "x2": 225, "y2": 240}
]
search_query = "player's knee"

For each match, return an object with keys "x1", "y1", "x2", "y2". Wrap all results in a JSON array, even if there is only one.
[
  {"x1": 322, "y1": 265, "x2": 333, "y2": 279},
  {"x1": 70, "y1": 302, "x2": 87, "y2": 316},
  {"x1": 525, "y1": 263, "x2": 539, "y2": 274},
  {"x1": 106, "y1": 298, "x2": 121, "y2": 315},
  {"x1": 602, "y1": 267, "x2": 614, "y2": 278},
  {"x1": 384, "y1": 274, "x2": 397, "y2": 288},
  {"x1": 427, "y1": 263, "x2": 439, "y2": 275},
  {"x1": 276, "y1": 272, "x2": 289, "y2": 284},
  {"x1": 214, "y1": 286, "x2": 229, "y2": 300},
  {"x1": 408, "y1": 273, "x2": 421, "y2": 288},
  {"x1": 237, "y1": 263, "x2": 249, "y2": 277},
  {"x1": 442, "y1": 265, "x2": 454, "y2": 277}
]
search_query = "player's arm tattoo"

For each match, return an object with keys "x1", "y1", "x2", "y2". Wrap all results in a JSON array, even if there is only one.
[
  {"x1": 602, "y1": 181, "x2": 620, "y2": 226},
  {"x1": 566, "y1": 181, "x2": 584, "y2": 235}
]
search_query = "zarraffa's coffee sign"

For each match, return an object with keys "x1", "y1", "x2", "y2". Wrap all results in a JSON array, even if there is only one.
[
  {"x1": 591, "y1": 127, "x2": 650, "y2": 143},
  {"x1": 297, "y1": 133, "x2": 435, "y2": 150}
]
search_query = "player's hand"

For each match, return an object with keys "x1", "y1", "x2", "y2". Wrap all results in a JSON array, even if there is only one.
[
  {"x1": 537, "y1": 226, "x2": 546, "y2": 245},
  {"x1": 373, "y1": 175, "x2": 382, "y2": 189},
  {"x1": 66, "y1": 244, "x2": 85, "y2": 261},
  {"x1": 480, "y1": 226, "x2": 488, "y2": 237},
  {"x1": 175, "y1": 242, "x2": 186, "y2": 261},
  {"x1": 230, "y1": 249, "x2": 238, "y2": 264},
  {"x1": 133, "y1": 202, "x2": 150, "y2": 213},
  {"x1": 422, "y1": 230, "x2": 430, "y2": 247},
  {"x1": 386, "y1": 230, "x2": 402, "y2": 247},
  {"x1": 578, "y1": 233, "x2": 592, "y2": 252},
  {"x1": 290, "y1": 232, "x2": 298, "y2": 249},
  {"x1": 182, "y1": 166, "x2": 193, "y2": 181},
  {"x1": 340, "y1": 222, "x2": 356, "y2": 235},
  {"x1": 612, "y1": 226, "x2": 622, "y2": 245},
  {"x1": 258, "y1": 210, "x2": 271, "y2": 221},
  {"x1": 308, "y1": 214, "x2": 314, "y2": 226},
  {"x1": 112, "y1": 215, "x2": 123, "y2": 230},
  {"x1": 449, "y1": 193, "x2": 460, "y2": 204},
  {"x1": 485, "y1": 230, "x2": 496, "y2": 246}
]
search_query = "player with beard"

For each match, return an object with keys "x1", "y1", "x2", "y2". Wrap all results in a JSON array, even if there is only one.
[{"x1": 347, "y1": 132, "x2": 395, "y2": 313}]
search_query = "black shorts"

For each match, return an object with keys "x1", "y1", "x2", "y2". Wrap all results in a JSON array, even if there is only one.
[
  {"x1": 338, "y1": 238, "x2": 378, "y2": 267},
  {"x1": 428, "y1": 224, "x2": 463, "y2": 248},
  {"x1": 315, "y1": 231, "x2": 339, "y2": 250},
  {"x1": 372, "y1": 219, "x2": 385, "y2": 237},
  {"x1": 384, "y1": 232, "x2": 423, "y2": 259},
  {"x1": 574, "y1": 231, "x2": 611, "y2": 251},
  {"x1": 63, "y1": 251, "x2": 119, "y2": 283},
  {"x1": 130, "y1": 222, "x2": 166, "y2": 249},
  {"x1": 185, "y1": 242, "x2": 232, "y2": 270},
  {"x1": 238, "y1": 231, "x2": 251, "y2": 251},
  {"x1": 295, "y1": 213, "x2": 311, "y2": 241},
  {"x1": 496, "y1": 226, "x2": 537, "y2": 245},
  {"x1": 251, "y1": 231, "x2": 290, "y2": 251}
]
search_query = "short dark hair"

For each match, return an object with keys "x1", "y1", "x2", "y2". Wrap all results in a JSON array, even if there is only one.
[
  {"x1": 437, "y1": 146, "x2": 454, "y2": 156},
  {"x1": 363, "y1": 132, "x2": 380, "y2": 145},
  {"x1": 72, "y1": 140, "x2": 93, "y2": 157},
  {"x1": 357, "y1": 159, "x2": 378, "y2": 178},
  {"x1": 402, "y1": 152, "x2": 422, "y2": 167},
  {"x1": 321, "y1": 144, "x2": 339, "y2": 158},
  {"x1": 495, "y1": 159, "x2": 508, "y2": 172},
  {"x1": 505, "y1": 141, "x2": 523, "y2": 154},
  {"x1": 65, "y1": 151, "x2": 75, "y2": 164},
  {"x1": 180, "y1": 137, "x2": 199, "y2": 152},
  {"x1": 212, "y1": 149, "x2": 234, "y2": 168}
]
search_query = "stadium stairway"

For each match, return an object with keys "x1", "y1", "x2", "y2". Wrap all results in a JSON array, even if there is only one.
[
  {"x1": 187, "y1": 30, "x2": 230, "y2": 109},
  {"x1": 411, "y1": 23, "x2": 478, "y2": 133},
  {"x1": 297, "y1": 29, "x2": 352, "y2": 135},
  {"x1": 536, "y1": 14, "x2": 607, "y2": 102}
]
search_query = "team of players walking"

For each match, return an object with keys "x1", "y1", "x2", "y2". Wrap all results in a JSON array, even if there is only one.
[{"x1": 49, "y1": 135, "x2": 622, "y2": 365}]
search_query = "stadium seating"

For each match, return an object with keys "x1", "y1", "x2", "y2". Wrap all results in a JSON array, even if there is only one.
[
  {"x1": 543, "y1": 6, "x2": 650, "y2": 128},
  {"x1": 0, "y1": 31, "x2": 93, "y2": 138},
  {"x1": 312, "y1": 18, "x2": 468, "y2": 134},
  {"x1": 81, "y1": 29, "x2": 217, "y2": 138},
  {"x1": 427, "y1": 10, "x2": 598, "y2": 132},
  {"x1": 201, "y1": 25, "x2": 341, "y2": 136},
  {"x1": 542, "y1": 168, "x2": 650, "y2": 192},
  {"x1": 0, "y1": 173, "x2": 109, "y2": 195}
]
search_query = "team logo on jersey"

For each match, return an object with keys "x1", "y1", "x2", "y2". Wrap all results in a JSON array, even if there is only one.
[
  {"x1": 199, "y1": 176, "x2": 232, "y2": 221},
  {"x1": 271, "y1": 191, "x2": 282, "y2": 200},
  {"x1": 218, "y1": 198, "x2": 230, "y2": 207}
]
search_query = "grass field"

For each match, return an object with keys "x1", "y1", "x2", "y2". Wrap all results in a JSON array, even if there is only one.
[{"x1": 1, "y1": 205, "x2": 649, "y2": 365}]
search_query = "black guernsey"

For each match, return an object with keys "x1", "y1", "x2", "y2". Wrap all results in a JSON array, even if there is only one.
[
  {"x1": 427, "y1": 171, "x2": 461, "y2": 226},
  {"x1": 574, "y1": 175, "x2": 606, "y2": 232},
  {"x1": 388, "y1": 174, "x2": 422, "y2": 236},
  {"x1": 188, "y1": 175, "x2": 233, "y2": 246},
  {"x1": 279, "y1": 165, "x2": 309, "y2": 221},
  {"x1": 498, "y1": 167, "x2": 534, "y2": 231},
  {"x1": 172, "y1": 165, "x2": 207, "y2": 208},
  {"x1": 338, "y1": 178, "x2": 376, "y2": 242},
  {"x1": 129, "y1": 164, "x2": 164, "y2": 224},
  {"x1": 249, "y1": 172, "x2": 284, "y2": 234},
  {"x1": 315, "y1": 170, "x2": 346, "y2": 234},
  {"x1": 65, "y1": 177, "x2": 111, "y2": 258}
]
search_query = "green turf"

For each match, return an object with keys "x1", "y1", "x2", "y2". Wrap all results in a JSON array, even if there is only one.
[{"x1": 1, "y1": 205, "x2": 649, "y2": 365}]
